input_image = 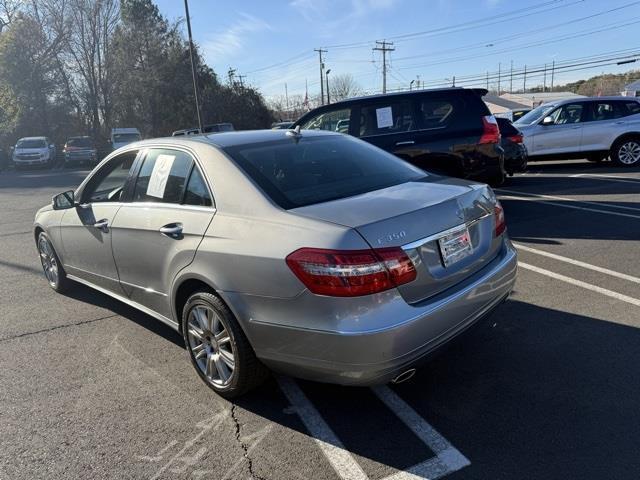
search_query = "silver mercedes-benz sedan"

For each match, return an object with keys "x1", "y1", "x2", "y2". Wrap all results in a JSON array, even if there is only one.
[{"x1": 34, "y1": 129, "x2": 517, "y2": 398}]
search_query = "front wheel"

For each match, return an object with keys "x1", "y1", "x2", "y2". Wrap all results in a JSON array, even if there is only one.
[
  {"x1": 37, "y1": 232, "x2": 69, "y2": 293},
  {"x1": 182, "y1": 292, "x2": 268, "y2": 398},
  {"x1": 611, "y1": 138, "x2": 640, "y2": 167}
]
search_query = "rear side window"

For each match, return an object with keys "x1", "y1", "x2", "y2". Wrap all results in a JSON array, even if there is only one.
[
  {"x1": 417, "y1": 93, "x2": 486, "y2": 131},
  {"x1": 183, "y1": 168, "x2": 213, "y2": 207},
  {"x1": 301, "y1": 108, "x2": 351, "y2": 132},
  {"x1": 621, "y1": 101, "x2": 640, "y2": 116},
  {"x1": 133, "y1": 149, "x2": 193, "y2": 203},
  {"x1": 417, "y1": 99, "x2": 455, "y2": 129},
  {"x1": 588, "y1": 102, "x2": 623, "y2": 122},
  {"x1": 225, "y1": 135, "x2": 426, "y2": 209},
  {"x1": 358, "y1": 100, "x2": 414, "y2": 136}
]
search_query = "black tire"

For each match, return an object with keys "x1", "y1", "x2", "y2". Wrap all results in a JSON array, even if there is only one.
[
  {"x1": 487, "y1": 163, "x2": 506, "y2": 187},
  {"x1": 182, "y1": 292, "x2": 268, "y2": 398},
  {"x1": 37, "y1": 232, "x2": 70, "y2": 293},
  {"x1": 611, "y1": 137, "x2": 640, "y2": 167}
]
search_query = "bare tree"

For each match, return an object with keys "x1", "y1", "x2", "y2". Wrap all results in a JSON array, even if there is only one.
[
  {"x1": 329, "y1": 73, "x2": 363, "y2": 102},
  {"x1": 0, "y1": 0, "x2": 21, "y2": 33}
]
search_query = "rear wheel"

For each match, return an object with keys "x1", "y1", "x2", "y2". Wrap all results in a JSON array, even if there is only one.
[
  {"x1": 487, "y1": 162, "x2": 506, "y2": 187},
  {"x1": 182, "y1": 292, "x2": 268, "y2": 398},
  {"x1": 611, "y1": 138, "x2": 640, "y2": 167},
  {"x1": 37, "y1": 232, "x2": 69, "y2": 293}
]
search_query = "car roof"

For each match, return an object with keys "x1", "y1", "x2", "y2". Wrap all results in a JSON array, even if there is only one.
[
  {"x1": 550, "y1": 96, "x2": 640, "y2": 105},
  {"x1": 126, "y1": 129, "x2": 340, "y2": 150}
]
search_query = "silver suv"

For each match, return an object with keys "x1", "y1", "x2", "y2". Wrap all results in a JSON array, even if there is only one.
[{"x1": 514, "y1": 96, "x2": 640, "y2": 166}]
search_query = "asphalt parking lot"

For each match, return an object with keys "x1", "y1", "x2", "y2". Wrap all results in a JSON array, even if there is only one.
[{"x1": 1, "y1": 160, "x2": 639, "y2": 480}]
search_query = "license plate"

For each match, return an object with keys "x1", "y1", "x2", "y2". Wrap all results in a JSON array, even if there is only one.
[{"x1": 438, "y1": 226, "x2": 473, "y2": 267}]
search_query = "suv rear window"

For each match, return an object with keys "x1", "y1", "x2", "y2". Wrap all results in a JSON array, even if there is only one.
[{"x1": 225, "y1": 135, "x2": 426, "y2": 209}]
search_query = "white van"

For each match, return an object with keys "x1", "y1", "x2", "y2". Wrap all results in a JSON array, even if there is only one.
[{"x1": 111, "y1": 128, "x2": 141, "y2": 151}]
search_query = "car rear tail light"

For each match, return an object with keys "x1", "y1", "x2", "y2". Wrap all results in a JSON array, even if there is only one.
[
  {"x1": 494, "y1": 201, "x2": 506, "y2": 237},
  {"x1": 286, "y1": 247, "x2": 417, "y2": 297},
  {"x1": 506, "y1": 133, "x2": 523, "y2": 144},
  {"x1": 479, "y1": 115, "x2": 501, "y2": 144}
]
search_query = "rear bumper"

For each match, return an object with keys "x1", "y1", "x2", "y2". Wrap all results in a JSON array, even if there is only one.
[
  {"x1": 228, "y1": 240, "x2": 517, "y2": 386},
  {"x1": 65, "y1": 152, "x2": 96, "y2": 163}
]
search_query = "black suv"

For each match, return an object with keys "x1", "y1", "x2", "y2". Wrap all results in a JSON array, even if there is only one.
[{"x1": 293, "y1": 88, "x2": 505, "y2": 185}]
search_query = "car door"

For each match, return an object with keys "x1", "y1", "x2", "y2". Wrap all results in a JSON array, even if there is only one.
[
  {"x1": 354, "y1": 98, "x2": 417, "y2": 154},
  {"x1": 527, "y1": 102, "x2": 586, "y2": 156},
  {"x1": 59, "y1": 150, "x2": 139, "y2": 292},
  {"x1": 580, "y1": 100, "x2": 629, "y2": 153},
  {"x1": 110, "y1": 147, "x2": 215, "y2": 319}
]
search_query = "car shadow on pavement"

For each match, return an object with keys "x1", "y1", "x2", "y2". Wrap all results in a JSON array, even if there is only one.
[{"x1": 523, "y1": 159, "x2": 640, "y2": 175}]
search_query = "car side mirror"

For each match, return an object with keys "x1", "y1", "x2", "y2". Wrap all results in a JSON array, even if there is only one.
[
  {"x1": 52, "y1": 190, "x2": 76, "y2": 210},
  {"x1": 541, "y1": 116, "x2": 554, "y2": 126},
  {"x1": 49, "y1": 144, "x2": 55, "y2": 149}
]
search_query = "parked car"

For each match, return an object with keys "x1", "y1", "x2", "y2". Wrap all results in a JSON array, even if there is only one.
[
  {"x1": 496, "y1": 118, "x2": 527, "y2": 175},
  {"x1": 63, "y1": 136, "x2": 98, "y2": 167},
  {"x1": 12, "y1": 137, "x2": 55, "y2": 169},
  {"x1": 271, "y1": 121, "x2": 294, "y2": 129},
  {"x1": 34, "y1": 130, "x2": 517, "y2": 398},
  {"x1": 511, "y1": 109, "x2": 531, "y2": 122},
  {"x1": 293, "y1": 87, "x2": 506, "y2": 185},
  {"x1": 514, "y1": 96, "x2": 640, "y2": 166},
  {"x1": 111, "y1": 128, "x2": 141, "y2": 150},
  {"x1": 172, "y1": 123, "x2": 235, "y2": 136}
]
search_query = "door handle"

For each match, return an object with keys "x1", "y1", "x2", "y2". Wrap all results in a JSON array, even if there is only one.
[
  {"x1": 159, "y1": 223, "x2": 183, "y2": 238},
  {"x1": 396, "y1": 140, "x2": 415, "y2": 146},
  {"x1": 93, "y1": 219, "x2": 109, "y2": 232}
]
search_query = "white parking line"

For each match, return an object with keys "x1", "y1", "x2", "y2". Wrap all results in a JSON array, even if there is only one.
[
  {"x1": 514, "y1": 243, "x2": 640, "y2": 285},
  {"x1": 372, "y1": 386, "x2": 471, "y2": 480},
  {"x1": 519, "y1": 262, "x2": 640, "y2": 307},
  {"x1": 277, "y1": 377, "x2": 471, "y2": 480},
  {"x1": 277, "y1": 376, "x2": 368, "y2": 480},
  {"x1": 570, "y1": 173, "x2": 640, "y2": 184},
  {"x1": 497, "y1": 193, "x2": 640, "y2": 220},
  {"x1": 497, "y1": 188, "x2": 640, "y2": 213}
]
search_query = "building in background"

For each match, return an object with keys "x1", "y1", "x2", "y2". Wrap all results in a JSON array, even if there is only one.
[{"x1": 621, "y1": 80, "x2": 640, "y2": 97}]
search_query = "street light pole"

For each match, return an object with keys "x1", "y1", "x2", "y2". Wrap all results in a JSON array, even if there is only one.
[
  {"x1": 326, "y1": 69, "x2": 331, "y2": 104},
  {"x1": 184, "y1": 0, "x2": 203, "y2": 132}
]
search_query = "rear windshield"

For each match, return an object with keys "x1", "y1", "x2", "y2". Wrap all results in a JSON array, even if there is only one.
[
  {"x1": 113, "y1": 133, "x2": 140, "y2": 143},
  {"x1": 225, "y1": 135, "x2": 427, "y2": 209},
  {"x1": 17, "y1": 139, "x2": 46, "y2": 148},
  {"x1": 67, "y1": 137, "x2": 92, "y2": 147}
]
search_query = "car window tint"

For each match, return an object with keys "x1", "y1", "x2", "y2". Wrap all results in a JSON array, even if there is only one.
[
  {"x1": 225, "y1": 135, "x2": 426, "y2": 209},
  {"x1": 589, "y1": 102, "x2": 621, "y2": 121},
  {"x1": 417, "y1": 99, "x2": 455, "y2": 129},
  {"x1": 622, "y1": 101, "x2": 640, "y2": 116},
  {"x1": 183, "y1": 167, "x2": 213, "y2": 207},
  {"x1": 301, "y1": 108, "x2": 351, "y2": 133},
  {"x1": 85, "y1": 151, "x2": 137, "y2": 203},
  {"x1": 496, "y1": 118, "x2": 518, "y2": 136},
  {"x1": 550, "y1": 103, "x2": 584, "y2": 124},
  {"x1": 359, "y1": 101, "x2": 414, "y2": 136},
  {"x1": 133, "y1": 149, "x2": 193, "y2": 203}
]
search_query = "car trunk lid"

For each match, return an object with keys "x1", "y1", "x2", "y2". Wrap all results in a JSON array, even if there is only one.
[{"x1": 290, "y1": 179, "x2": 502, "y2": 304}]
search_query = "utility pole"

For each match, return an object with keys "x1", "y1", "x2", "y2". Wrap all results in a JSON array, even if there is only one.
[
  {"x1": 314, "y1": 48, "x2": 327, "y2": 105},
  {"x1": 550, "y1": 60, "x2": 555, "y2": 91},
  {"x1": 543, "y1": 64, "x2": 547, "y2": 92},
  {"x1": 523, "y1": 65, "x2": 527, "y2": 93},
  {"x1": 497, "y1": 62, "x2": 501, "y2": 95},
  {"x1": 228, "y1": 67, "x2": 236, "y2": 86},
  {"x1": 510, "y1": 60, "x2": 513, "y2": 94},
  {"x1": 285, "y1": 83, "x2": 289, "y2": 111},
  {"x1": 326, "y1": 69, "x2": 331, "y2": 104},
  {"x1": 486, "y1": 71, "x2": 489, "y2": 90},
  {"x1": 452, "y1": 76, "x2": 455, "y2": 87},
  {"x1": 237, "y1": 75, "x2": 246, "y2": 89},
  {"x1": 184, "y1": 0, "x2": 202, "y2": 132},
  {"x1": 409, "y1": 79, "x2": 415, "y2": 90},
  {"x1": 373, "y1": 40, "x2": 395, "y2": 94}
]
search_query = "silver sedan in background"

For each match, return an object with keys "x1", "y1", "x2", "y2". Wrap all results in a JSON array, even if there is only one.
[{"x1": 34, "y1": 130, "x2": 517, "y2": 398}]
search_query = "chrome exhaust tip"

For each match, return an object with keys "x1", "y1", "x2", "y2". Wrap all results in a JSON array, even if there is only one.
[{"x1": 391, "y1": 368, "x2": 416, "y2": 384}]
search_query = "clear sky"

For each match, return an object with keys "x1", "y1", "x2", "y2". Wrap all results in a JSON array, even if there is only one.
[{"x1": 155, "y1": 0, "x2": 640, "y2": 99}]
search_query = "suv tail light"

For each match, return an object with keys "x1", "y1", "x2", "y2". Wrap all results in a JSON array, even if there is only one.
[
  {"x1": 506, "y1": 133, "x2": 523, "y2": 144},
  {"x1": 479, "y1": 115, "x2": 501, "y2": 144},
  {"x1": 286, "y1": 247, "x2": 417, "y2": 297},
  {"x1": 494, "y1": 201, "x2": 506, "y2": 237}
]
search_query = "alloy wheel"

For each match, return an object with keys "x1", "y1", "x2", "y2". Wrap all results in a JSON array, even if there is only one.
[
  {"x1": 618, "y1": 141, "x2": 640, "y2": 165},
  {"x1": 38, "y1": 237, "x2": 59, "y2": 287},
  {"x1": 186, "y1": 305, "x2": 236, "y2": 387}
]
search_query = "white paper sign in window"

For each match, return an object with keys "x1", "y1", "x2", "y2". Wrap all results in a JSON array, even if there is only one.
[
  {"x1": 146, "y1": 154, "x2": 175, "y2": 198},
  {"x1": 376, "y1": 106, "x2": 393, "y2": 129}
]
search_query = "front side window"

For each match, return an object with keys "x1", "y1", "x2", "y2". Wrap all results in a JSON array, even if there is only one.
[
  {"x1": 549, "y1": 103, "x2": 584, "y2": 125},
  {"x1": 301, "y1": 108, "x2": 351, "y2": 132},
  {"x1": 84, "y1": 151, "x2": 138, "y2": 203},
  {"x1": 359, "y1": 101, "x2": 414, "y2": 136},
  {"x1": 133, "y1": 149, "x2": 193, "y2": 204},
  {"x1": 225, "y1": 135, "x2": 426, "y2": 209}
]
